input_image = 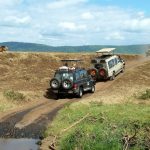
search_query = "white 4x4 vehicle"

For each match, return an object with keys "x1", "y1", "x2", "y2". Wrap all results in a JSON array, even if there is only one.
[{"x1": 88, "y1": 48, "x2": 125, "y2": 81}]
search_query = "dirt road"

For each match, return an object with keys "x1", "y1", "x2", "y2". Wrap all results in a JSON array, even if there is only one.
[{"x1": 0, "y1": 55, "x2": 149, "y2": 138}]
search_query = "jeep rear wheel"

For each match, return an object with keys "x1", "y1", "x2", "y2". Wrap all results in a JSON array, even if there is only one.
[
  {"x1": 77, "y1": 87, "x2": 83, "y2": 98},
  {"x1": 50, "y1": 78, "x2": 60, "y2": 89},
  {"x1": 62, "y1": 79, "x2": 73, "y2": 90}
]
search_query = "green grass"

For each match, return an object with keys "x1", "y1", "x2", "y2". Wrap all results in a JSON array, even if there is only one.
[
  {"x1": 45, "y1": 102, "x2": 150, "y2": 150},
  {"x1": 3, "y1": 90, "x2": 26, "y2": 102}
]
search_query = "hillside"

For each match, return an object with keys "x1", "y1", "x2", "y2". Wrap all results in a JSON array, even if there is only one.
[
  {"x1": 0, "y1": 52, "x2": 149, "y2": 147},
  {"x1": 0, "y1": 42, "x2": 150, "y2": 54},
  {"x1": 0, "y1": 52, "x2": 142, "y2": 92}
]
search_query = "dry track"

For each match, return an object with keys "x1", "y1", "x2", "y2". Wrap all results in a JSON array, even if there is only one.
[{"x1": 0, "y1": 53, "x2": 149, "y2": 138}]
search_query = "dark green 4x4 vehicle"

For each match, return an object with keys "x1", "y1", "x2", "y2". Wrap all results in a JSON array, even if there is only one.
[{"x1": 50, "y1": 60, "x2": 95, "y2": 98}]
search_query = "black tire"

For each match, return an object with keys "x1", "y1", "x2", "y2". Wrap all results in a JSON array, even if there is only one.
[
  {"x1": 90, "y1": 85, "x2": 95, "y2": 93},
  {"x1": 110, "y1": 72, "x2": 115, "y2": 80},
  {"x1": 55, "y1": 94, "x2": 59, "y2": 100},
  {"x1": 88, "y1": 68, "x2": 98, "y2": 80},
  {"x1": 99, "y1": 68, "x2": 107, "y2": 79},
  {"x1": 50, "y1": 78, "x2": 60, "y2": 89},
  {"x1": 55, "y1": 93, "x2": 63, "y2": 100},
  {"x1": 121, "y1": 66, "x2": 125, "y2": 73},
  {"x1": 77, "y1": 87, "x2": 83, "y2": 98},
  {"x1": 62, "y1": 79, "x2": 73, "y2": 90}
]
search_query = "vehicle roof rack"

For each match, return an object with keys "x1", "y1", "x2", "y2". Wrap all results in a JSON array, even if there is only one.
[{"x1": 96, "y1": 48, "x2": 116, "y2": 54}]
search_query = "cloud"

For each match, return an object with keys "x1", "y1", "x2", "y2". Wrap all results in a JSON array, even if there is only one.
[
  {"x1": 5, "y1": 15, "x2": 31, "y2": 24},
  {"x1": 0, "y1": 0, "x2": 150, "y2": 45},
  {"x1": 137, "y1": 11, "x2": 145, "y2": 19},
  {"x1": 0, "y1": 13, "x2": 32, "y2": 29},
  {"x1": 0, "y1": 0, "x2": 20, "y2": 8},
  {"x1": 59, "y1": 22, "x2": 87, "y2": 31},
  {"x1": 105, "y1": 32, "x2": 125, "y2": 40},
  {"x1": 123, "y1": 18, "x2": 150, "y2": 32},
  {"x1": 47, "y1": 0, "x2": 87, "y2": 9},
  {"x1": 81, "y1": 12, "x2": 94, "y2": 19}
]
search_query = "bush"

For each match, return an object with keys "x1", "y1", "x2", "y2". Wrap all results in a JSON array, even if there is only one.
[
  {"x1": 3, "y1": 90, "x2": 26, "y2": 102},
  {"x1": 139, "y1": 89, "x2": 150, "y2": 100}
]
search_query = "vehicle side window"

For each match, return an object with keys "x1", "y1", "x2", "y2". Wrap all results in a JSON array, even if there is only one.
[
  {"x1": 100, "y1": 60, "x2": 105, "y2": 63},
  {"x1": 75, "y1": 72, "x2": 80, "y2": 80},
  {"x1": 117, "y1": 58, "x2": 121, "y2": 63},
  {"x1": 115, "y1": 58, "x2": 118, "y2": 65},
  {"x1": 108, "y1": 60, "x2": 112, "y2": 69},
  {"x1": 80, "y1": 71, "x2": 84, "y2": 79},
  {"x1": 112, "y1": 59, "x2": 115, "y2": 66},
  {"x1": 55, "y1": 73, "x2": 61, "y2": 79},
  {"x1": 108, "y1": 59, "x2": 115, "y2": 69},
  {"x1": 83, "y1": 70, "x2": 88, "y2": 78}
]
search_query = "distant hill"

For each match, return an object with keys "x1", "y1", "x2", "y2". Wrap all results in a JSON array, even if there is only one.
[{"x1": 0, "y1": 42, "x2": 150, "y2": 54}]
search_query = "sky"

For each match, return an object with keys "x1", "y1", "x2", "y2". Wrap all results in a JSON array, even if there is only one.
[{"x1": 0, "y1": 0, "x2": 150, "y2": 46}]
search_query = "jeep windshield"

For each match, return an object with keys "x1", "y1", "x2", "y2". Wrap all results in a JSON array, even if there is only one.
[{"x1": 55, "y1": 72, "x2": 74, "y2": 81}]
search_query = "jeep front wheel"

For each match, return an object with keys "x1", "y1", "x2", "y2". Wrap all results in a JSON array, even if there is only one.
[
  {"x1": 90, "y1": 85, "x2": 95, "y2": 93},
  {"x1": 77, "y1": 87, "x2": 83, "y2": 98}
]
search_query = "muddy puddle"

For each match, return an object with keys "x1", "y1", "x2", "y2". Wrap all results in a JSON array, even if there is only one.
[{"x1": 0, "y1": 138, "x2": 39, "y2": 150}]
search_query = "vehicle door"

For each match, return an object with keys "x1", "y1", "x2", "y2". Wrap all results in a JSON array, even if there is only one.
[
  {"x1": 79, "y1": 70, "x2": 88, "y2": 90},
  {"x1": 74, "y1": 71, "x2": 80, "y2": 86},
  {"x1": 108, "y1": 59, "x2": 116, "y2": 76},
  {"x1": 113, "y1": 58, "x2": 120, "y2": 74},
  {"x1": 84, "y1": 70, "x2": 92, "y2": 89},
  {"x1": 116, "y1": 57, "x2": 123, "y2": 73}
]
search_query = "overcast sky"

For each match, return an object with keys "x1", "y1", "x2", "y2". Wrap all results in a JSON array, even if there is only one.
[{"x1": 0, "y1": 0, "x2": 150, "y2": 46}]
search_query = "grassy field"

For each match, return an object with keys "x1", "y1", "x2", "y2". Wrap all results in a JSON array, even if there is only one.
[{"x1": 44, "y1": 101, "x2": 150, "y2": 150}]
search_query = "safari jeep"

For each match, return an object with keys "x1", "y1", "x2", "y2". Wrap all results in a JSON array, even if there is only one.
[
  {"x1": 88, "y1": 48, "x2": 125, "y2": 81},
  {"x1": 50, "y1": 59, "x2": 95, "y2": 99}
]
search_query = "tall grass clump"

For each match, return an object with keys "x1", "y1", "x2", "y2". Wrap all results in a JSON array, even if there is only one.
[
  {"x1": 0, "y1": 103, "x2": 13, "y2": 112},
  {"x1": 138, "y1": 89, "x2": 150, "y2": 100},
  {"x1": 3, "y1": 90, "x2": 26, "y2": 102}
]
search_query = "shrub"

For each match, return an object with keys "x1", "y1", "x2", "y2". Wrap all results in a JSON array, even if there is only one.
[
  {"x1": 138, "y1": 89, "x2": 150, "y2": 100},
  {"x1": 3, "y1": 90, "x2": 26, "y2": 102}
]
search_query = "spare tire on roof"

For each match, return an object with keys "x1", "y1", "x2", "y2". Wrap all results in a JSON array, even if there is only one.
[
  {"x1": 50, "y1": 78, "x2": 60, "y2": 89},
  {"x1": 62, "y1": 79, "x2": 73, "y2": 90}
]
